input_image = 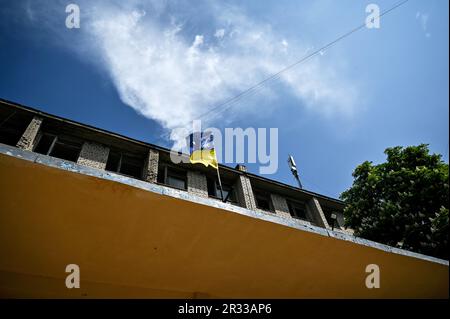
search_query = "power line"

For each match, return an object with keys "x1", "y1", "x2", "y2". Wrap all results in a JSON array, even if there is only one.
[
  {"x1": 195, "y1": 0, "x2": 410, "y2": 124},
  {"x1": 160, "y1": 0, "x2": 410, "y2": 140}
]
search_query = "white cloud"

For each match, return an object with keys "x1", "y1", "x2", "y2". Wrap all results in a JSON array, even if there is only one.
[
  {"x1": 191, "y1": 35, "x2": 204, "y2": 48},
  {"x1": 20, "y1": 0, "x2": 358, "y2": 144}
]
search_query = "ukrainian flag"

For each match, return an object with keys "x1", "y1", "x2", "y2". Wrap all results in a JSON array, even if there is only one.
[{"x1": 188, "y1": 131, "x2": 218, "y2": 169}]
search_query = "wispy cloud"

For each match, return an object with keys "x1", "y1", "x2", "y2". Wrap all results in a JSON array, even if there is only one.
[{"x1": 18, "y1": 0, "x2": 358, "y2": 143}]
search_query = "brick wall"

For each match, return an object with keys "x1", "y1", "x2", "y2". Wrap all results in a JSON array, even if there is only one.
[
  {"x1": 271, "y1": 194, "x2": 291, "y2": 219},
  {"x1": 235, "y1": 175, "x2": 257, "y2": 210}
]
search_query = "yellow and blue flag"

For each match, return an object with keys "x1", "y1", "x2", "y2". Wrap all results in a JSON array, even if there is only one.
[{"x1": 188, "y1": 131, "x2": 218, "y2": 169}]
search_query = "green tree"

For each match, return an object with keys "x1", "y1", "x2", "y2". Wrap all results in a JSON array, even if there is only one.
[{"x1": 341, "y1": 144, "x2": 449, "y2": 259}]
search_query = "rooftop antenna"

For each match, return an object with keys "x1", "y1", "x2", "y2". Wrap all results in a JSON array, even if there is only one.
[{"x1": 288, "y1": 155, "x2": 303, "y2": 189}]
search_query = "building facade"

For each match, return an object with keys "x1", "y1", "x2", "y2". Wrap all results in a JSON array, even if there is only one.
[
  {"x1": 0, "y1": 98, "x2": 348, "y2": 233},
  {"x1": 0, "y1": 98, "x2": 447, "y2": 298}
]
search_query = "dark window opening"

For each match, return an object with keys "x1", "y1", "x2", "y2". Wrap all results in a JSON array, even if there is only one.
[
  {"x1": 34, "y1": 134, "x2": 56, "y2": 155},
  {"x1": 206, "y1": 177, "x2": 236, "y2": 202},
  {"x1": 0, "y1": 111, "x2": 33, "y2": 146},
  {"x1": 167, "y1": 175, "x2": 186, "y2": 189},
  {"x1": 34, "y1": 134, "x2": 81, "y2": 162},
  {"x1": 120, "y1": 155, "x2": 143, "y2": 178},
  {"x1": 50, "y1": 141, "x2": 81, "y2": 162},
  {"x1": 287, "y1": 201, "x2": 308, "y2": 221},
  {"x1": 157, "y1": 165, "x2": 187, "y2": 190},
  {"x1": 105, "y1": 151, "x2": 121, "y2": 172},
  {"x1": 221, "y1": 185, "x2": 235, "y2": 202},
  {"x1": 105, "y1": 150, "x2": 144, "y2": 179},
  {"x1": 255, "y1": 190, "x2": 273, "y2": 212},
  {"x1": 157, "y1": 166, "x2": 165, "y2": 184},
  {"x1": 207, "y1": 177, "x2": 216, "y2": 197},
  {"x1": 166, "y1": 167, "x2": 186, "y2": 190}
]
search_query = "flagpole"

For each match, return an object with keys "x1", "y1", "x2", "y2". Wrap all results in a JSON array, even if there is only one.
[{"x1": 216, "y1": 165, "x2": 225, "y2": 202}]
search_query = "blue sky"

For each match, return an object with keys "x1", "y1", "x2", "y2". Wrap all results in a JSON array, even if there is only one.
[{"x1": 0, "y1": 0, "x2": 448, "y2": 198}]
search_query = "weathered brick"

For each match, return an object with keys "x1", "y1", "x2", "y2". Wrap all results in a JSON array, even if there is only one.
[
  {"x1": 187, "y1": 171, "x2": 208, "y2": 198},
  {"x1": 143, "y1": 149, "x2": 159, "y2": 183},
  {"x1": 271, "y1": 194, "x2": 291, "y2": 219},
  {"x1": 234, "y1": 175, "x2": 257, "y2": 210},
  {"x1": 16, "y1": 116, "x2": 43, "y2": 151},
  {"x1": 77, "y1": 142, "x2": 109, "y2": 170}
]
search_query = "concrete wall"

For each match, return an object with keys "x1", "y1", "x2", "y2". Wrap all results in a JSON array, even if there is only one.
[
  {"x1": 271, "y1": 195, "x2": 317, "y2": 227},
  {"x1": 77, "y1": 142, "x2": 109, "y2": 170},
  {"x1": 307, "y1": 197, "x2": 330, "y2": 229},
  {"x1": 16, "y1": 116, "x2": 43, "y2": 151},
  {"x1": 271, "y1": 194, "x2": 291, "y2": 219},
  {"x1": 187, "y1": 171, "x2": 208, "y2": 198},
  {"x1": 144, "y1": 149, "x2": 159, "y2": 183},
  {"x1": 235, "y1": 175, "x2": 257, "y2": 210}
]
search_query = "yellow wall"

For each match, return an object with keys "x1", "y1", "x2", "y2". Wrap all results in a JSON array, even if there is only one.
[{"x1": 0, "y1": 153, "x2": 448, "y2": 298}]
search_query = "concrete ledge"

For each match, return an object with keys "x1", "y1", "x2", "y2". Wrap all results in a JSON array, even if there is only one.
[{"x1": 0, "y1": 143, "x2": 448, "y2": 266}]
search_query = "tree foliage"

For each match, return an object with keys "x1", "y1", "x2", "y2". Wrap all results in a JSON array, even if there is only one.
[{"x1": 341, "y1": 144, "x2": 449, "y2": 259}]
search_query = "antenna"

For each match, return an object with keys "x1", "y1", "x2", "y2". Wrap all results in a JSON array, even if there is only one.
[{"x1": 288, "y1": 155, "x2": 303, "y2": 189}]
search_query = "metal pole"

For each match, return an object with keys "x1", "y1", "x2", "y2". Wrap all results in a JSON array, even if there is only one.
[
  {"x1": 293, "y1": 171, "x2": 303, "y2": 189},
  {"x1": 216, "y1": 166, "x2": 225, "y2": 202}
]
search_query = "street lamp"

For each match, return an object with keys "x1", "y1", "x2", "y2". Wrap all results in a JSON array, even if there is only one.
[{"x1": 288, "y1": 155, "x2": 303, "y2": 189}]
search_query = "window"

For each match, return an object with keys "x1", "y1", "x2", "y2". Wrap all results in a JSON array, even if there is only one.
[
  {"x1": 119, "y1": 155, "x2": 143, "y2": 178},
  {"x1": 34, "y1": 134, "x2": 82, "y2": 162},
  {"x1": 254, "y1": 190, "x2": 273, "y2": 212},
  {"x1": 50, "y1": 140, "x2": 81, "y2": 162},
  {"x1": 167, "y1": 173, "x2": 186, "y2": 189},
  {"x1": 287, "y1": 200, "x2": 308, "y2": 221},
  {"x1": 157, "y1": 165, "x2": 187, "y2": 190},
  {"x1": 34, "y1": 134, "x2": 55, "y2": 154},
  {"x1": 105, "y1": 150, "x2": 144, "y2": 179},
  {"x1": 206, "y1": 177, "x2": 236, "y2": 202},
  {"x1": 0, "y1": 111, "x2": 33, "y2": 146},
  {"x1": 221, "y1": 186, "x2": 235, "y2": 202},
  {"x1": 105, "y1": 151, "x2": 121, "y2": 171}
]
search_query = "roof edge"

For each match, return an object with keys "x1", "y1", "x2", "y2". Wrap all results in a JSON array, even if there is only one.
[{"x1": 1, "y1": 97, "x2": 343, "y2": 204}]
